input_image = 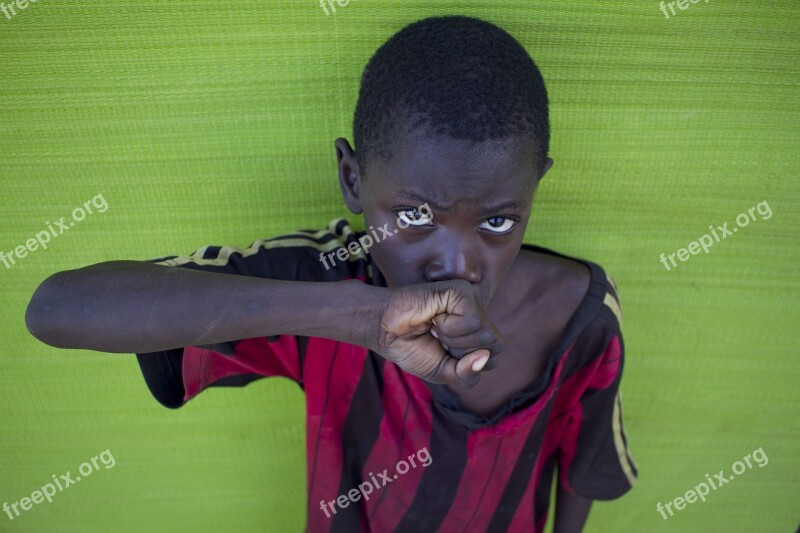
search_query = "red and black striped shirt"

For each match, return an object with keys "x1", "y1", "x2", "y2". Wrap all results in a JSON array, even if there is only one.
[{"x1": 138, "y1": 219, "x2": 637, "y2": 532}]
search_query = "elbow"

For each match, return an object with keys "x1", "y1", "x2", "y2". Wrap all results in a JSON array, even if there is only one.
[
  {"x1": 25, "y1": 294, "x2": 52, "y2": 346},
  {"x1": 25, "y1": 271, "x2": 76, "y2": 348}
]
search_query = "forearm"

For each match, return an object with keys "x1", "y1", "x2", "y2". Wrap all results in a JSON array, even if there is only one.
[
  {"x1": 553, "y1": 483, "x2": 592, "y2": 533},
  {"x1": 25, "y1": 260, "x2": 385, "y2": 353}
]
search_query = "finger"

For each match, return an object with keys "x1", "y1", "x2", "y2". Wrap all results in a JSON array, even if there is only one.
[
  {"x1": 484, "y1": 336, "x2": 503, "y2": 370},
  {"x1": 483, "y1": 351, "x2": 501, "y2": 371},
  {"x1": 431, "y1": 314, "x2": 448, "y2": 330},
  {"x1": 446, "y1": 347, "x2": 500, "y2": 371},
  {"x1": 428, "y1": 328, "x2": 452, "y2": 354},
  {"x1": 453, "y1": 349, "x2": 491, "y2": 388},
  {"x1": 430, "y1": 322, "x2": 503, "y2": 363},
  {"x1": 421, "y1": 347, "x2": 482, "y2": 387},
  {"x1": 433, "y1": 312, "x2": 482, "y2": 337},
  {"x1": 429, "y1": 328, "x2": 497, "y2": 357}
]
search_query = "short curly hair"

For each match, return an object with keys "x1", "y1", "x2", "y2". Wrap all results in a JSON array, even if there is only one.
[{"x1": 353, "y1": 15, "x2": 550, "y2": 176}]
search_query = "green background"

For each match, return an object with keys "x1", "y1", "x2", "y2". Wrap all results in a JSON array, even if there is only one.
[{"x1": 1, "y1": 1, "x2": 798, "y2": 531}]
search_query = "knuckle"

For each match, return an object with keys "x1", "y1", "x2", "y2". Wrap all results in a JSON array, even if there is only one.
[
  {"x1": 478, "y1": 329, "x2": 495, "y2": 346},
  {"x1": 464, "y1": 315, "x2": 481, "y2": 331},
  {"x1": 449, "y1": 347, "x2": 468, "y2": 359}
]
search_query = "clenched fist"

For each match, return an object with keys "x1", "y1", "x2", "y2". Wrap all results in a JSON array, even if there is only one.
[{"x1": 370, "y1": 279, "x2": 503, "y2": 388}]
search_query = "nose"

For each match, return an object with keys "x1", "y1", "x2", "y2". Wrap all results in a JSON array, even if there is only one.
[{"x1": 424, "y1": 236, "x2": 481, "y2": 284}]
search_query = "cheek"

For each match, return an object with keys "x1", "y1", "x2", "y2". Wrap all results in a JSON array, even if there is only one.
[
  {"x1": 361, "y1": 214, "x2": 420, "y2": 286},
  {"x1": 482, "y1": 243, "x2": 522, "y2": 296},
  {"x1": 369, "y1": 238, "x2": 420, "y2": 286}
]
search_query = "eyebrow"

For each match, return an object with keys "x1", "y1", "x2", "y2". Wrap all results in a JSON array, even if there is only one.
[
  {"x1": 393, "y1": 192, "x2": 527, "y2": 213},
  {"x1": 482, "y1": 200, "x2": 528, "y2": 212},
  {"x1": 394, "y1": 191, "x2": 451, "y2": 210}
]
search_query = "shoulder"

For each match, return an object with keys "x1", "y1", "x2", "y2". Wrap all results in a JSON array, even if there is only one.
[
  {"x1": 515, "y1": 246, "x2": 591, "y2": 300},
  {"x1": 515, "y1": 245, "x2": 621, "y2": 325},
  {"x1": 516, "y1": 247, "x2": 626, "y2": 384},
  {"x1": 520, "y1": 247, "x2": 626, "y2": 383},
  {"x1": 502, "y1": 245, "x2": 623, "y2": 368},
  {"x1": 498, "y1": 245, "x2": 592, "y2": 330},
  {"x1": 148, "y1": 219, "x2": 372, "y2": 282}
]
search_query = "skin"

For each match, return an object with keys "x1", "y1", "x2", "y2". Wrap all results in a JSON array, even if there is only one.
[
  {"x1": 25, "y1": 128, "x2": 593, "y2": 531},
  {"x1": 336, "y1": 129, "x2": 593, "y2": 531}
]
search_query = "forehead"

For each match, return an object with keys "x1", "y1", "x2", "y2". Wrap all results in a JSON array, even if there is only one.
[{"x1": 365, "y1": 132, "x2": 539, "y2": 206}]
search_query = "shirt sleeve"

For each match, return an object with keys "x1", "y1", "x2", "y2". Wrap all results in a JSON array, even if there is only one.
[
  {"x1": 134, "y1": 221, "x2": 361, "y2": 406},
  {"x1": 557, "y1": 276, "x2": 638, "y2": 500}
]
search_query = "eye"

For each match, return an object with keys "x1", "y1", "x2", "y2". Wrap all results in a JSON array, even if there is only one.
[
  {"x1": 396, "y1": 207, "x2": 434, "y2": 226},
  {"x1": 480, "y1": 216, "x2": 516, "y2": 234}
]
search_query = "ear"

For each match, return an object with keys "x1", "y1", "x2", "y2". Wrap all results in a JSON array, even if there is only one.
[
  {"x1": 529, "y1": 157, "x2": 553, "y2": 202},
  {"x1": 335, "y1": 138, "x2": 363, "y2": 214},
  {"x1": 539, "y1": 157, "x2": 554, "y2": 179}
]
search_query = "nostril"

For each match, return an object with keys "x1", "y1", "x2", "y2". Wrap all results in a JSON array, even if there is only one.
[
  {"x1": 424, "y1": 269, "x2": 480, "y2": 284},
  {"x1": 424, "y1": 256, "x2": 481, "y2": 284}
]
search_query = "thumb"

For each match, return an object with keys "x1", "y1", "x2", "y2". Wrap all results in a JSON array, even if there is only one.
[{"x1": 453, "y1": 349, "x2": 490, "y2": 388}]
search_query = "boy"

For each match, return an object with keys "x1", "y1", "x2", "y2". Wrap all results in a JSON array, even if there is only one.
[{"x1": 25, "y1": 15, "x2": 636, "y2": 532}]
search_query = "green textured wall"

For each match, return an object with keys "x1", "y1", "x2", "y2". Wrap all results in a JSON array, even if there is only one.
[{"x1": 1, "y1": 1, "x2": 798, "y2": 531}]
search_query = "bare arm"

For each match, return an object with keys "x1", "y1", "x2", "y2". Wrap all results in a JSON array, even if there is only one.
[
  {"x1": 25, "y1": 261, "x2": 381, "y2": 354},
  {"x1": 553, "y1": 482, "x2": 592, "y2": 533},
  {"x1": 25, "y1": 261, "x2": 501, "y2": 387}
]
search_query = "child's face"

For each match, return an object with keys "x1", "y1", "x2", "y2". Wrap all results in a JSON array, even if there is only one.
[{"x1": 338, "y1": 131, "x2": 552, "y2": 306}]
